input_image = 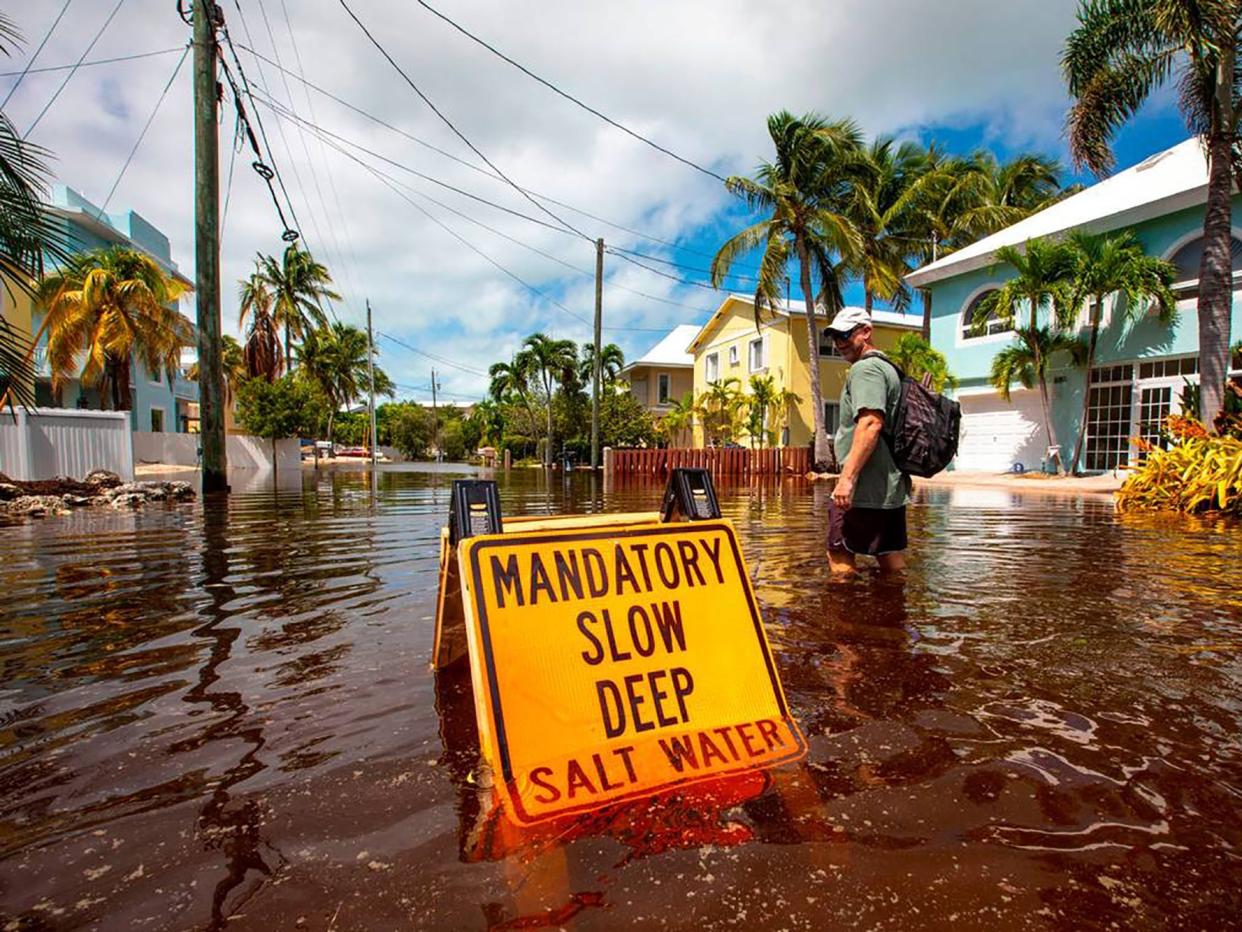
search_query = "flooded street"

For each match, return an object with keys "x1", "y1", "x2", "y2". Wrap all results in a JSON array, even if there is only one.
[{"x1": 1, "y1": 466, "x2": 1240, "y2": 929}]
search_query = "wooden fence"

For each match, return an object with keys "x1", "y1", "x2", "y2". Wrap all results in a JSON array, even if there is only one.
[{"x1": 607, "y1": 446, "x2": 811, "y2": 478}]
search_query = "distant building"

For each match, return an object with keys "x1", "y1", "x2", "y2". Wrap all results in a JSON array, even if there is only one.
[
  {"x1": 2, "y1": 186, "x2": 198, "y2": 434},
  {"x1": 907, "y1": 138, "x2": 1242, "y2": 473},
  {"x1": 622, "y1": 324, "x2": 698, "y2": 415},
  {"x1": 687, "y1": 294, "x2": 920, "y2": 448}
]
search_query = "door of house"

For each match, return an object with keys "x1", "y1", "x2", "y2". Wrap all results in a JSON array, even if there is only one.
[{"x1": 1084, "y1": 364, "x2": 1134, "y2": 472}]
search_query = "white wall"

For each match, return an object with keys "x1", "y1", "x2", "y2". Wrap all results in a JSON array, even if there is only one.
[
  {"x1": 133, "y1": 431, "x2": 199, "y2": 466},
  {"x1": 0, "y1": 409, "x2": 134, "y2": 481}
]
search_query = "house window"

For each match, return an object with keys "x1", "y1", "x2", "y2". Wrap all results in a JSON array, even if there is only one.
[
  {"x1": 961, "y1": 289, "x2": 1011, "y2": 339},
  {"x1": 1084, "y1": 365, "x2": 1134, "y2": 471},
  {"x1": 1138, "y1": 356, "x2": 1198, "y2": 380},
  {"x1": 823, "y1": 402, "x2": 840, "y2": 437},
  {"x1": 705, "y1": 353, "x2": 719, "y2": 383},
  {"x1": 150, "y1": 407, "x2": 165, "y2": 433},
  {"x1": 657, "y1": 373, "x2": 670, "y2": 404},
  {"x1": 1168, "y1": 236, "x2": 1242, "y2": 296},
  {"x1": 748, "y1": 337, "x2": 766, "y2": 372},
  {"x1": 819, "y1": 336, "x2": 844, "y2": 358},
  {"x1": 728, "y1": 346, "x2": 739, "y2": 366}
]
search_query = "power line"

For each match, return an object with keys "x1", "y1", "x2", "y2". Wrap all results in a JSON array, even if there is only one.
[
  {"x1": 0, "y1": 46, "x2": 182, "y2": 79},
  {"x1": 25, "y1": 0, "x2": 126, "y2": 137},
  {"x1": 260, "y1": 98, "x2": 707, "y2": 326},
  {"x1": 235, "y1": 42, "x2": 738, "y2": 264},
  {"x1": 97, "y1": 43, "x2": 191, "y2": 217},
  {"x1": 376, "y1": 331, "x2": 487, "y2": 376},
  {"x1": 608, "y1": 244, "x2": 761, "y2": 284},
  {"x1": 2, "y1": 0, "x2": 73, "y2": 105},
  {"x1": 607, "y1": 248, "x2": 723, "y2": 292},
  {"x1": 336, "y1": 0, "x2": 593, "y2": 242},
  {"x1": 413, "y1": 0, "x2": 728, "y2": 184}
]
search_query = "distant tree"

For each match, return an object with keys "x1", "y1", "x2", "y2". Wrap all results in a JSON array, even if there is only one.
[
  {"x1": 600, "y1": 387, "x2": 657, "y2": 449},
  {"x1": 523, "y1": 332, "x2": 578, "y2": 466},
  {"x1": 255, "y1": 244, "x2": 340, "y2": 369},
  {"x1": 578, "y1": 342, "x2": 625, "y2": 387},
  {"x1": 697, "y1": 376, "x2": 749, "y2": 446},
  {"x1": 1064, "y1": 0, "x2": 1241, "y2": 425},
  {"x1": 888, "y1": 333, "x2": 957, "y2": 392},
  {"x1": 387, "y1": 402, "x2": 437, "y2": 460},
  {"x1": 977, "y1": 239, "x2": 1081, "y2": 473},
  {"x1": 238, "y1": 271, "x2": 282, "y2": 381},
  {"x1": 712, "y1": 111, "x2": 864, "y2": 465},
  {"x1": 235, "y1": 373, "x2": 328, "y2": 462},
  {"x1": 298, "y1": 322, "x2": 394, "y2": 443},
  {"x1": 659, "y1": 392, "x2": 696, "y2": 447},
  {"x1": 1065, "y1": 230, "x2": 1177, "y2": 472},
  {"x1": 186, "y1": 334, "x2": 247, "y2": 405},
  {"x1": 37, "y1": 246, "x2": 192, "y2": 410}
]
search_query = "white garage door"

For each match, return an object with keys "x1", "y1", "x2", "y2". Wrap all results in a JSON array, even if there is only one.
[{"x1": 956, "y1": 391, "x2": 1045, "y2": 473}]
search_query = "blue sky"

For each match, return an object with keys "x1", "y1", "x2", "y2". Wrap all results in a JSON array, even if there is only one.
[{"x1": 1, "y1": 0, "x2": 1195, "y2": 404}]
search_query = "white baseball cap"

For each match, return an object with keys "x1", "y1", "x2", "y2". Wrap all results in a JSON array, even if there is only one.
[{"x1": 823, "y1": 306, "x2": 873, "y2": 338}]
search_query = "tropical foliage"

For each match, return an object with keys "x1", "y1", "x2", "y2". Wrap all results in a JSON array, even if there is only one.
[
  {"x1": 36, "y1": 246, "x2": 192, "y2": 410},
  {"x1": 1116, "y1": 417, "x2": 1242, "y2": 516},
  {"x1": 1064, "y1": 0, "x2": 1241, "y2": 424},
  {"x1": 234, "y1": 372, "x2": 329, "y2": 443},
  {"x1": 238, "y1": 272, "x2": 282, "y2": 381},
  {"x1": 185, "y1": 334, "x2": 246, "y2": 405},
  {"x1": 254, "y1": 244, "x2": 340, "y2": 369},
  {"x1": 297, "y1": 321, "x2": 394, "y2": 442},
  {"x1": 888, "y1": 333, "x2": 957, "y2": 392}
]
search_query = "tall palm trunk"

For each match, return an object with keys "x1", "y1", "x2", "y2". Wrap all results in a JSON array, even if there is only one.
[
  {"x1": 1026, "y1": 329, "x2": 1062, "y2": 474},
  {"x1": 1197, "y1": 123, "x2": 1235, "y2": 427},
  {"x1": 543, "y1": 373, "x2": 554, "y2": 468},
  {"x1": 920, "y1": 289, "x2": 932, "y2": 341},
  {"x1": 797, "y1": 238, "x2": 830, "y2": 465},
  {"x1": 284, "y1": 325, "x2": 292, "y2": 373},
  {"x1": 1071, "y1": 301, "x2": 1102, "y2": 473}
]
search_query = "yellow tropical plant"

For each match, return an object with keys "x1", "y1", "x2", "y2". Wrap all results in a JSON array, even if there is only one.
[
  {"x1": 36, "y1": 245, "x2": 192, "y2": 410},
  {"x1": 696, "y1": 377, "x2": 748, "y2": 445},
  {"x1": 1116, "y1": 429, "x2": 1242, "y2": 517}
]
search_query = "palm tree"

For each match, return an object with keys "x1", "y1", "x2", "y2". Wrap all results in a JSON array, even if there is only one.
[
  {"x1": 36, "y1": 246, "x2": 192, "y2": 410},
  {"x1": 746, "y1": 375, "x2": 777, "y2": 447},
  {"x1": 990, "y1": 328, "x2": 1088, "y2": 472},
  {"x1": 979, "y1": 239, "x2": 1083, "y2": 473},
  {"x1": 1064, "y1": 0, "x2": 1240, "y2": 425},
  {"x1": 697, "y1": 376, "x2": 748, "y2": 446},
  {"x1": 522, "y1": 332, "x2": 578, "y2": 466},
  {"x1": 255, "y1": 244, "x2": 340, "y2": 369},
  {"x1": 0, "y1": 12, "x2": 68, "y2": 411},
  {"x1": 298, "y1": 322, "x2": 393, "y2": 443},
  {"x1": 1065, "y1": 230, "x2": 1178, "y2": 472},
  {"x1": 844, "y1": 137, "x2": 931, "y2": 313},
  {"x1": 711, "y1": 111, "x2": 864, "y2": 465},
  {"x1": 579, "y1": 342, "x2": 625, "y2": 387},
  {"x1": 889, "y1": 332, "x2": 958, "y2": 392},
  {"x1": 237, "y1": 271, "x2": 282, "y2": 381},
  {"x1": 488, "y1": 354, "x2": 540, "y2": 450},
  {"x1": 186, "y1": 334, "x2": 247, "y2": 406},
  {"x1": 660, "y1": 391, "x2": 696, "y2": 447}
]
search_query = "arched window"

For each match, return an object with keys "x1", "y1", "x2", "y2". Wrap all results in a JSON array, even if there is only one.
[
  {"x1": 1168, "y1": 235, "x2": 1242, "y2": 295},
  {"x1": 960, "y1": 289, "x2": 1010, "y2": 340}
]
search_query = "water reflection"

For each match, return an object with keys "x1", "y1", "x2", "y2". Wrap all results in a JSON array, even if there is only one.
[{"x1": 0, "y1": 466, "x2": 1237, "y2": 927}]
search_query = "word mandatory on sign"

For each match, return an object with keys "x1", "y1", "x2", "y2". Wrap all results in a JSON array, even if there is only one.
[{"x1": 458, "y1": 520, "x2": 806, "y2": 824}]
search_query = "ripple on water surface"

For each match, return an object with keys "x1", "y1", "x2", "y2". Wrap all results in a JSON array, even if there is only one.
[{"x1": 0, "y1": 466, "x2": 1239, "y2": 929}]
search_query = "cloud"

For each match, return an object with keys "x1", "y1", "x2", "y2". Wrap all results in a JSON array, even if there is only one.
[{"x1": 2, "y1": 0, "x2": 1167, "y2": 400}]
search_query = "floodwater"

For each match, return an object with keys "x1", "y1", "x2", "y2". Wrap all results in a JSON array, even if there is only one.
[{"x1": 1, "y1": 466, "x2": 1240, "y2": 930}]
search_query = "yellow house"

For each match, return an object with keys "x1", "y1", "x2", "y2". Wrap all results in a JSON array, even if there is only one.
[
  {"x1": 621, "y1": 323, "x2": 697, "y2": 416},
  {"x1": 0, "y1": 280, "x2": 37, "y2": 401},
  {"x1": 687, "y1": 295, "x2": 921, "y2": 447}
]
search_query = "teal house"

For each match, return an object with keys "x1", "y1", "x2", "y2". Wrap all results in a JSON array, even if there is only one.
[
  {"x1": 907, "y1": 139, "x2": 1242, "y2": 474},
  {"x1": 30, "y1": 186, "x2": 199, "y2": 434}
]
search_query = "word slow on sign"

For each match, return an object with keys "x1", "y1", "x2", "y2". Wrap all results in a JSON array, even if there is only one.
[{"x1": 459, "y1": 521, "x2": 806, "y2": 824}]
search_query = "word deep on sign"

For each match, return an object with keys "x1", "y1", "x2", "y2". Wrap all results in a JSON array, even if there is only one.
[{"x1": 462, "y1": 523, "x2": 806, "y2": 823}]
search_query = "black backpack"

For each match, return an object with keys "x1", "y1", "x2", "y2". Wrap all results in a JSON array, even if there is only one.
[{"x1": 861, "y1": 352, "x2": 961, "y2": 478}]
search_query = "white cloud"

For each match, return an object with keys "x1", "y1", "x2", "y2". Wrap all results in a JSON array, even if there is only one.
[{"x1": 4, "y1": 0, "x2": 1141, "y2": 399}]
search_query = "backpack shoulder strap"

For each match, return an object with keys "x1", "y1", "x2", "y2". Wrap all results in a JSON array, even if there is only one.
[{"x1": 859, "y1": 350, "x2": 906, "y2": 380}]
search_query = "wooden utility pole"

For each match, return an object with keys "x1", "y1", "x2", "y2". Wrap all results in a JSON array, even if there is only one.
[
  {"x1": 430, "y1": 368, "x2": 440, "y2": 462},
  {"x1": 591, "y1": 237, "x2": 603, "y2": 469},
  {"x1": 193, "y1": 0, "x2": 227, "y2": 491},
  {"x1": 366, "y1": 299, "x2": 378, "y2": 470}
]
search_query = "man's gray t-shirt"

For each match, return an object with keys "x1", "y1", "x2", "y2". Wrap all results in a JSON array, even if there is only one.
[{"x1": 833, "y1": 353, "x2": 913, "y2": 509}]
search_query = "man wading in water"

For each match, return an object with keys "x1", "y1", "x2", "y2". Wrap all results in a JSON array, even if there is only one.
[{"x1": 823, "y1": 307, "x2": 911, "y2": 575}]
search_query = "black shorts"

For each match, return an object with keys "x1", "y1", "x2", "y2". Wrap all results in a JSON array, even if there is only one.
[{"x1": 827, "y1": 502, "x2": 907, "y2": 556}]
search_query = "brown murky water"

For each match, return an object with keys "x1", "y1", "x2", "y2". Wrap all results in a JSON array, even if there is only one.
[{"x1": 1, "y1": 465, "x2": 1240, "y2": 930}]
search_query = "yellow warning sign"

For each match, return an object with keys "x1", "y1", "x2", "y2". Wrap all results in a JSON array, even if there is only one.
[{"x1": 458, "y1": 520, "x2": 806, "y2": 824}]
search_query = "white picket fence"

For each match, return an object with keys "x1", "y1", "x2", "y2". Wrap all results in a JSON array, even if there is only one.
[
  {"x1": 0, "y1": 409, "x2": 134, "y2": 481},
  {"x1": 1, "y1": 408, "x2": 302, "y2": 481}
]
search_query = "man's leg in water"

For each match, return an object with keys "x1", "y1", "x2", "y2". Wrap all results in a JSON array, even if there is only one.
[
  {"x1": 876, "y1": 550, "x2": 906, "y2": 573},
  {"x1": 828, "y1": 547, "x2": 858, "y2": 575}
]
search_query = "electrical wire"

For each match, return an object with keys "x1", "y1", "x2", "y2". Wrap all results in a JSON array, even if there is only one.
[
  {"x1": 412, "y1": 0, "x2": 727, "y2": 184},
  {"x1": 1, "y1": 0, "x2": 72, "y2": 106},
  {"x1": 0, "y1": 46, "x2": 182, "y2": 79},
  {"x1": 607, "y1": 248, "x2": 722, "y2": 292},
  {"x1": 376, "y1": 330, "x2": 488, "y2": 376},
  {"x1": 235, "y1": 41, "x2": 739, "y2": 264},
  {"x1": 25, "y1": 0, "x2": 126, "y2": 137},
  {"x1": 96, "y1": 43, "x2": 191, "y2": 217},
  {"x1": 337, "y1": 0, "x2": 592, "y2": 242},
  {"x1": 259, "y1": 95, "x2": 711, "y2": 324}
]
